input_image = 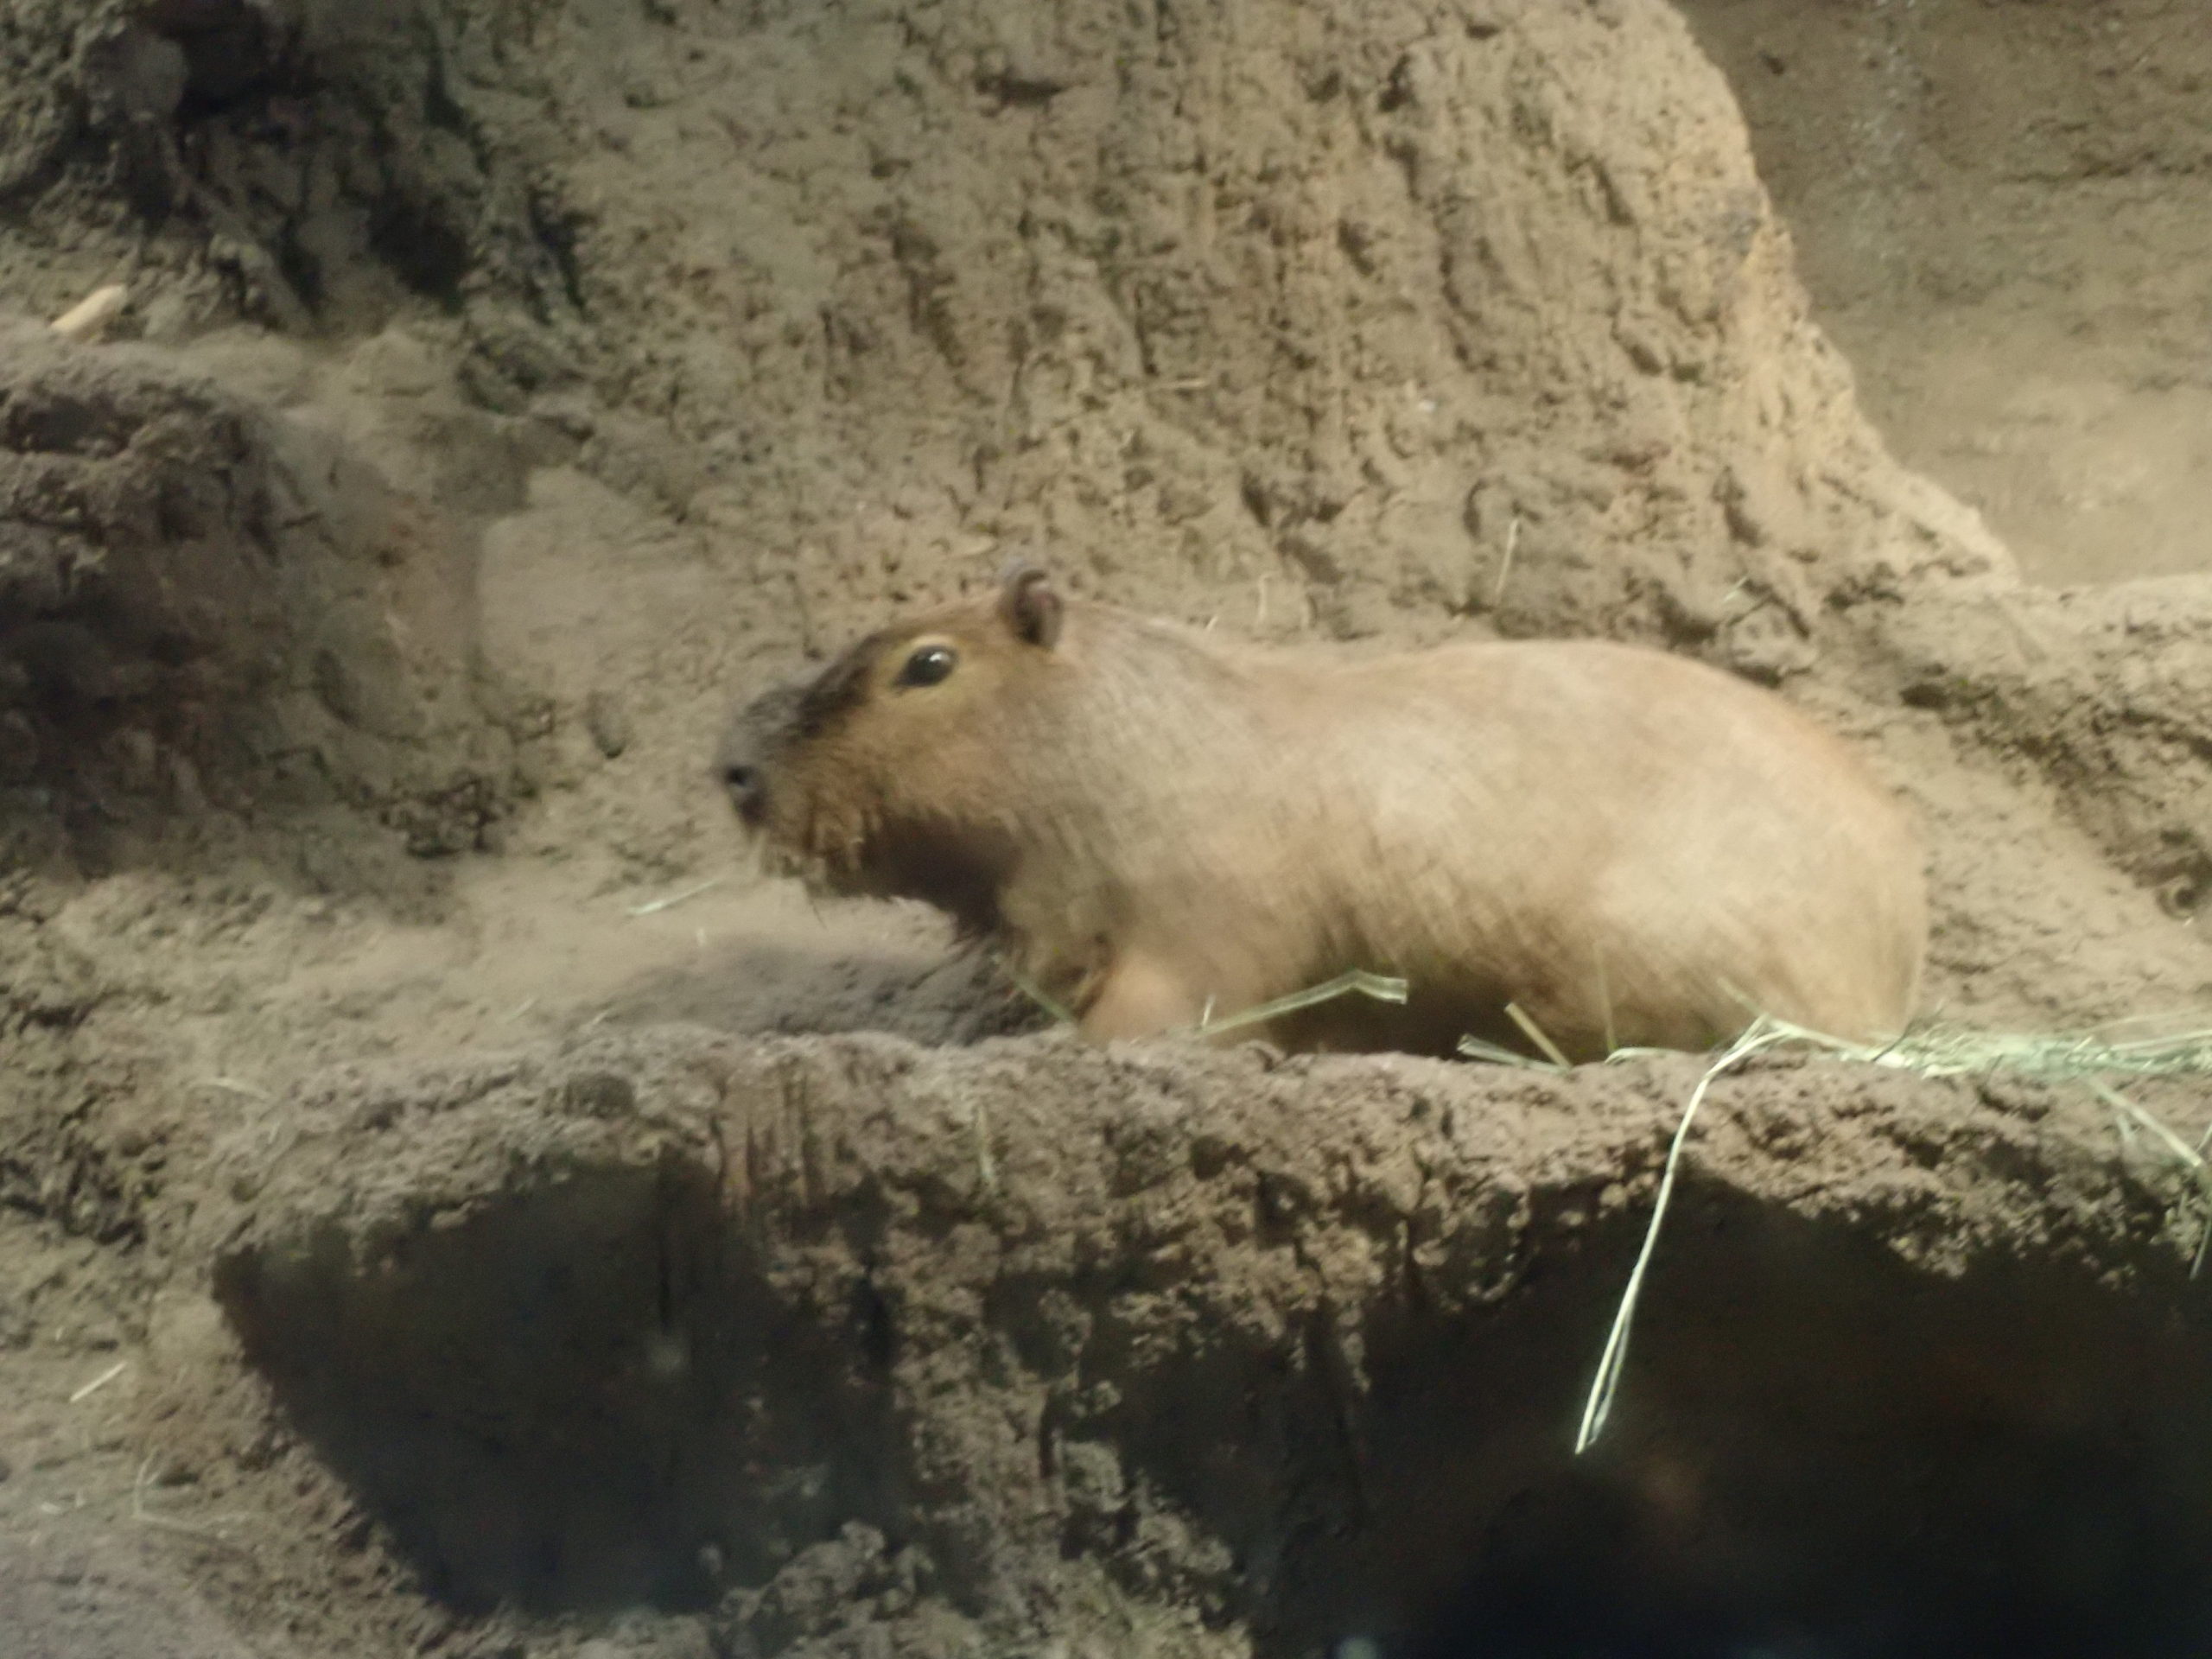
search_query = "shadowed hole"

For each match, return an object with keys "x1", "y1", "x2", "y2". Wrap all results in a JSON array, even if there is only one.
[
  {"x1": 1109, "y1": 1189, "x2": 2212, "y2": 1659},
  {"x1": 215, "y1": 1157, "x2": 906, "y2": 1615}
]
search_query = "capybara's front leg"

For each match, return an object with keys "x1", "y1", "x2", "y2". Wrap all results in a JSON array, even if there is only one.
[{"x1": 1077, "y1": 949, "x2": 1207, "y2": 1043}]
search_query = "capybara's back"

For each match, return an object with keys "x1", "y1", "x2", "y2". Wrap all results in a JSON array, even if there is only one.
[
  {"x1": 716, "y1": 566, "x2": 1928, "y2": 1060},
  {"x1": 1256, "y1": 638, "x2": 1926, "y2": 1057}
]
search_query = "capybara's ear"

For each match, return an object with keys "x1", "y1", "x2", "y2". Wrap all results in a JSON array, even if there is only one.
[{"x1": 996, "y1": 561, "x2": 1064, "y2": 650}]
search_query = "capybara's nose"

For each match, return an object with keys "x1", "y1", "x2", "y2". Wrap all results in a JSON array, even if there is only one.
[{"x1": 721, "y1": 760, "x2": 762, "y2": 821}]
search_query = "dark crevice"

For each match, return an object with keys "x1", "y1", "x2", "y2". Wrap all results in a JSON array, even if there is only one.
[
  {"x1": 367, "y1": 197, "x2": 470, "y2": 310},
  {"x1": 216, "y1": 1164, "x2": 909, "y2": 1616}
]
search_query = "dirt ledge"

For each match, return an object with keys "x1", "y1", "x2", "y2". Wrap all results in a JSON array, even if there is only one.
[{"x1": 173, "y1": 1028, "x2": 2212, "y2": 1659}]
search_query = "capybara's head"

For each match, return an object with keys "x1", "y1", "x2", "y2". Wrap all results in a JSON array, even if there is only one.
[{"x1": 715, "y1": 563, "x2": 1070, "y2": 925}]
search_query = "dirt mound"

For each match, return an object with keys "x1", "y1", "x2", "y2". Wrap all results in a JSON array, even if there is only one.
[
  {"x1": 1872, "y1": 581, "x2": 2212, "y2": 902},
  {"x1": 0, "y1": 316, "x2": 524, "y2": 870},
  {"x1": 184, "y1": 1027, "x2": 2212, "y2": 1656},
  {"x1": 8, "y1": 0, "x2": 2012, "y2": 664},
  {"x1": 1681, "y1": 0, "x2": 2212, "y2": 587},
  {"x1": 0, "y1": 0, "x2": 2210, "y2": 1656}
]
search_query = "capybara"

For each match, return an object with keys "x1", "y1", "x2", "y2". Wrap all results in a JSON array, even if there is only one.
[{"x1": 715, "y1": 564, "x2": 1927, "y2": 1060}]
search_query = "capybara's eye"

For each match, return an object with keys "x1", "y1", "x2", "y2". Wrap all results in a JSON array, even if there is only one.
[{"x1": 898, "y1": 645, "x2": 958, "y2": 688}]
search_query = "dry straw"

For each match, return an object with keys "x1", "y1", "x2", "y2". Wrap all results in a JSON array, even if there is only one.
[
  {"x1": 999, "y1": 962, "x2": 1409, "y2": 1036},
  {"x1": 1488, "y1": 1012, "x2": 2212, "y2": 1454}
]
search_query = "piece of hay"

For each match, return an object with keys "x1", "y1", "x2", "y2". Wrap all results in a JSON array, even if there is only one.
[
  {"x1": 1503, "y1": 1000, "x2": 1573, "y2": 1068},
  {"x1": 1188, "y1": 969, "x2": 1408, "y2": 1038},
  {"x1": 51, "y1": 283, "x2": 128, "y2": 342},
  {"x1": 1573, "y1": 1018, "x2": 1791, "y2": 1454},
  {"x1": 999, "y1": 963, "x2": 1410, "y2": 1038},
  {"x1": 626, "y1": 876, "x2": 727, "y2": 917},
  {"x1": 1561, "y1": 1010, "x2": 2212, "y2": 1452}
]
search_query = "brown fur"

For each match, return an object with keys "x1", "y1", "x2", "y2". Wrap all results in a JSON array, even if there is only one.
[{"x1": 715, "y1": 567, "x2": 1928, "y2": 1060}]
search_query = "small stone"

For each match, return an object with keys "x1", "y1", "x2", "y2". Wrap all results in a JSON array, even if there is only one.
[
  {"x1": 137, "y1": 289, "x2": 200, "y2": 345},
  {"x1": 563, "y1": 1071, "x2": 636, "y2": 1117},
  {"x1": 585, "y1": 690, "x2": 634, "y2": 760}
]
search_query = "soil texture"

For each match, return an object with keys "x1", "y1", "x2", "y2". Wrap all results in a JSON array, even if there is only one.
[
  {"x1": 1, "y1": 1, "x2": 2210, "y2": 1656},
  {"x1": 1681, "y1": 0, "x2": 2212, "y2": 586}
]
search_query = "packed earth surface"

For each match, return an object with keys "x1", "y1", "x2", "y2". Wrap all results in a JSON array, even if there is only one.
[{"x1": 4, "y1": 2, "x2": 2212, "y2": 1656}]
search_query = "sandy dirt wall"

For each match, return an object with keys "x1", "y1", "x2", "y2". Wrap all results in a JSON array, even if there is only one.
[
  {"x1": 0, "y1": 2, "x2": 2209, "y2": 1656},
  {"x1": 1681, "y1": 0, "x2": 2212, "y2": 586},
  {"x1": 0, "y1": 316, "x2": 529, "y2": 873},
  {"x1": 174, "y1": 1027, "x2": 2212, "y2": 1657}
]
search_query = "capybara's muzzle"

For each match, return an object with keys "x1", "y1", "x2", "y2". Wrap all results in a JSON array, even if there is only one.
[
  {"x1": 715, "y1": 678, "x2": 813, "y2": 831},
  {"x1": 712, "y1": 715, "x2": 771, "y2": 830}
]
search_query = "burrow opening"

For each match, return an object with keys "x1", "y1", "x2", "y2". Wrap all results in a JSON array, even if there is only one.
[
  {"x1": 215, "y1": 1157, "x2": 910, "y2": 1616},
  {"x1": 217, "y1": 1154, "x2": 2212, "y2": 1656},
  {"x1": 1180, "y1": 1192, "x2": 2212, "y2": 1659}
]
